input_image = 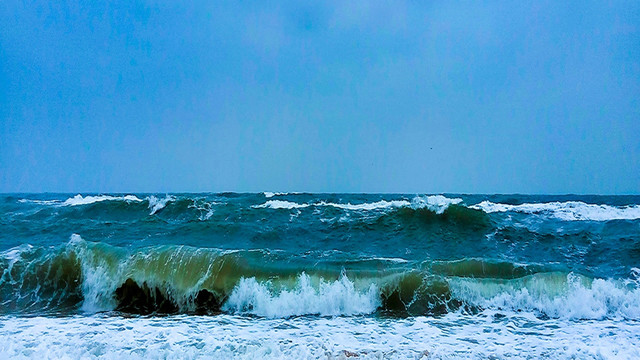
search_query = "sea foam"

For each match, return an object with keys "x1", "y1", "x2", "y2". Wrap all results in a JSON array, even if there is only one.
[
  {"x1": 471, "y1": 200, "x2": 640, "y2": 221},
  {"x1": 449, "y1": 272, "x2": 640, "y2": 320},
  {"x1": 63, "y1": 194, "x2": 144, "y2": 206},
  {"x1": 224, "y1": 273, "x2": 380, "y2": 318},
  {"x1": 252, "y1": 195, "x2": 463, "y2": 213},
  {"x1": 263, "y1": 192, "x2": 300, "y2": 198},
  {"x1": 253, "y1": 200, "x2": 311, "y2": 209},
  {"x1": 147, "y1": 195, "x2": 175, "y2": 215},
  {"x1": 1, "y1": 313, "x2": 639, "y2": 359}
]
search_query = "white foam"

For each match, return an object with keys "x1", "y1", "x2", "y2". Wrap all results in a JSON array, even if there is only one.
[
  {"x1": 369, "y1": 257, "x2": 409, "y2": 263},
  {"x1": 318, "y1": 200, "x2": 411, "y2": 211},
  {"x1": 263, "y1": 192, "x2": 286, "y2": 198},
  {"x1": 188, "y1": 199, "x2": 220, "y2": 220},
  {"x1": 224, "y1": 273, "x2": 380, "y2": 318},
  {"x1": 263, "y1": 192, "x2": 303, "y2": 198},
  {"x1": 449, "y1": 272, "x2": 640, "y2": 320},
  {"x1": 147, "y1": 195, "x2": 174, "y2": 215},
  {"x1": 253, "y1": 200, "x2": 311, "y2": 209},
  {"x1": 17, "y1": 199, "x2": 61, "y2": 205},
  {"x1": 62, "y1": 194, "x2": 144, "y2": 206},
  {"x1": 0, "y1": 244, "x2": 33, "y2": 267},
  {"x1": 471, "y1": 200, "x2": 640, "y2": 221},
  {"x1": 1, "y1": 313, "x2": 639, "y2": 359},
  {"x1": 410, "y1": 195, "x2": 463, "y2": 214},
  {"x1": 253, "y1": 195, "x2": 463, "y2": 213}
]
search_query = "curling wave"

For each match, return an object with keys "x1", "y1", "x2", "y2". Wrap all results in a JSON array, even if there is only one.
[{"x1": 2, "y1": 236, "x2": 639, "y2": 319}]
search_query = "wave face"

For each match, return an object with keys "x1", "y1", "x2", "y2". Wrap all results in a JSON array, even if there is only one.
[{"x1": 2, "y1": 235, "x2": 640, "y2": 320}]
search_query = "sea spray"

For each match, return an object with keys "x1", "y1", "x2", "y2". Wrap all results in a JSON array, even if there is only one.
[{"x1": 223, "y1": 273, "x2": 380, "y2": 317}]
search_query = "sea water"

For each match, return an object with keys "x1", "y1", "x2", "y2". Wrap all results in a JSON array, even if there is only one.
[{"x1": 2, "y1": 193, "x2": 640, "y2": 359}]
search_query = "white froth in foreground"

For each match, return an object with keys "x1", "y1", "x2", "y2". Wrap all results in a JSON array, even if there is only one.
[
  {"x1": 1, "y1": 313, "x2": 638, "y2": 360},
  {"x1": 471, "y1": 200, "x2": 640, "y2": 221}
]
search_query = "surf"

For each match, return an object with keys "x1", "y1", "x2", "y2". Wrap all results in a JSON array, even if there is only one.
[{"x1": 3, "y1": 235, "x2": 639, "y2": 320}]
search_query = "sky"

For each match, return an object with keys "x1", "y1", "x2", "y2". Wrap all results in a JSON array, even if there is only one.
[{"x1": 1, "y1": 1, "x2": 639, "y2": 194}]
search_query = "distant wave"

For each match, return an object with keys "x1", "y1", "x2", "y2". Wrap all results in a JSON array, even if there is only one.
[
  {"x1": 19, "y1": 194, "x2": 144, "y2": 206},
  {"x1": 471, "y1": 200, "x2": 640, "y2": 221},
  {"x1": 63, "y1": 194, "x2": 144, "y2": 206},
  {"x1": 18, "y1": 194, "x2": 179, "y2": 216},
  {"x1": 410, "y1": 195, "x2": 463, "y2": 214},
  {"x1": 18, "y1": 195, "x2": 640, "y2": 223},
  {"x1": 253, "y1": 195, "x2": 463, "y2": 213},
  {"x1": 253, "y1": 200, "x2": 311, "y2": 209},
  {"x1": 263, "y1": 192, "x2": 301, "y2": 198},
  {"x1": 147, "y1": 195, "x2": 175, "y2": 215},
  {"x1": 17, "y1": 199, "x2": 60, "y2": 205},
  {"x1": 188, "y1": 199, "x2": 220, "y2": 221}
]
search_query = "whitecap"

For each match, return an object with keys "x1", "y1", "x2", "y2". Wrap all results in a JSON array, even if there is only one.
[
  {"x1": 147, "y1": 195, "x2": 174, "y2": 215},
  {"x1": 62, "y1": 194, "x2": 143, "y2": 206},
  {"x1": 253, "y1": 200, "x2": 310, "y2": 209},
  {"x1": 471, "y1": 200, "x2": 640, "y2": 221},
  {"x1": 253, "y1": 195, "x2": 463, "y2": 213},
  {"x1": 263, "y1": 192, "x2": 302, "y2": 198},
  {"x1": 410, "y1": 195, "x2": 463, "y2": 214},
  {"x1": 317, "y1": 200, "x2": 410, "y2": 211}
]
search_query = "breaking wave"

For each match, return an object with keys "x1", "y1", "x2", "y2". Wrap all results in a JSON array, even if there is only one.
[
  {"x1": 62, "y1": 195, "x2": 144, "y2": 206},
  {"x1": 263, "y1": 192, "x2": 302, "y2": 198},
  {"x1": 19, "y1": 194, "x2": 144, "y2": 206},
  {"x1": 253, "y1": 195, "x2": 463, "y2": 213},
  {"x1": 2, "y1": 236, "x2": 639, "y2": 319},
  {"x1": 471, "y1": 200, "x2": 640, "y2": 221},
  {"x1": 19, "y1": 194, "x2": 180, "y2": 216},
  {"x1": 147, "y1": 195, "x2": 175, "y2": 215},
  {"x1": 223, "y1": 273, "x2": 380, "y2": 317}
]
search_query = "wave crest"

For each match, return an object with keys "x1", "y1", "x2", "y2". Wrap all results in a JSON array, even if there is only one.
[
  {"x1": 63, "y1": 194, "x2": 144, "y2": 206},
  {"x1": 471, "y1": 200, "x2": 640, "y2": 221},
  {"x1": 3, "y1": 236, "x2": 640, "y2": 320},
  {"x1": 252, "y1": 195, "x2": 463, "y2": 213}
]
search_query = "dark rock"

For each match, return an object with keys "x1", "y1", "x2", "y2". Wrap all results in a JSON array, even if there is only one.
[{"x1": 114, "y1": 278, "x2": 178, "y2": 315}]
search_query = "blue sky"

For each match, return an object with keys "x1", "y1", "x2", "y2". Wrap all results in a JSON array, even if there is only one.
[{"x1": 1, "y1": 1, "x2": 639, "y2": 193}]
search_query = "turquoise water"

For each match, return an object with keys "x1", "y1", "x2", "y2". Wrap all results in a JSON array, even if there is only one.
[{"x1": 1, "y1": 193, "x2": 640, "y2": 359}]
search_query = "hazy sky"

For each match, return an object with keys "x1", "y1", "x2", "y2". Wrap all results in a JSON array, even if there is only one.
[{"x1": 1, "y1": 1, "x2": 639, "y2": 194}]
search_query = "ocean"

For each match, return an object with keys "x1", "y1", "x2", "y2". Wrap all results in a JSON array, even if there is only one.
[{"x1": 1, "y1": 193, "x2": 640, "y2": 359}]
